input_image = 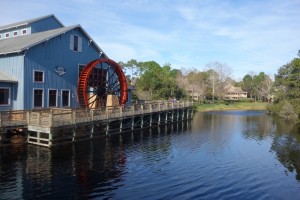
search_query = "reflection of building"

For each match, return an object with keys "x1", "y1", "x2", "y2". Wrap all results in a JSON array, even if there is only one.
[{"x1": 224, "y1": 85, "x2": 247, "y2": 100}]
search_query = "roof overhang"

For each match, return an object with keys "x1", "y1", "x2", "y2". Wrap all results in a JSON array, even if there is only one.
[{"x1": 0, "y1": 72, "x2": 18, "y2": 83}]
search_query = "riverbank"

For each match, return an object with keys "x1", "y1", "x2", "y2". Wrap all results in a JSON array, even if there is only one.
[{"x1": 195, "y1": 102, "x2": 268, "y2": 112}]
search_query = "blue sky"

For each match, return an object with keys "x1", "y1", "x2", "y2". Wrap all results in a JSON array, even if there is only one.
[{"x1": 1, "y1": 0, "x2": 300, "y2": 80}]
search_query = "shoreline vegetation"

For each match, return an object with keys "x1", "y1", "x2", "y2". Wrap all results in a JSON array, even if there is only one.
[{"x1": 194, "y1": 101, "x2": 268, "y2": 112}]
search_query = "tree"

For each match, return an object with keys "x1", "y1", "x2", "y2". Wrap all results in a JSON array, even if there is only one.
[
  {"x1": 133, "y1": 61, "x2": 184, "y2": 100},
  {"x1": 206, "y1": 62, "x2": 233, "y2": 99},
  {"x1": 242, "y1": 74, "x2": 254, "y2": 98},
  {"x1": 257, "y1": 74, "x2": 273, "y2": 102},
  {"x1": 175, "y1": 68, "x2": 210, "y2": 101},
  {"x1": 275, "y1": 56, "x2": 300, "y2": 100}
]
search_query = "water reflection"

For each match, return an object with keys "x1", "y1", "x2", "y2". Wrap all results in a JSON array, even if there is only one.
[
  {"x1": 1, "y1": 112, "x2": 300, "y2": 199},
  {"x1": 0, "y1": 122, "x2": 189, "y2": 200},
  {"x1": 270, "y1": 118, "x2": 300, "y2": 181},
  {"x1": 239, "y1": 111, "x2": 300, "y2": 181}
]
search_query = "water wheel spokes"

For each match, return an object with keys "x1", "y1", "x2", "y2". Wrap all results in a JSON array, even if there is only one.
[{"x1": 77, "y1": 58, "x2": 128, "y2": 109}]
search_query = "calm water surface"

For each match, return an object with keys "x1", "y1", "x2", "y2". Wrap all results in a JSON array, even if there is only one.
[{"x1": 1, "y1": 110, "x2": 300, "y2": 200}]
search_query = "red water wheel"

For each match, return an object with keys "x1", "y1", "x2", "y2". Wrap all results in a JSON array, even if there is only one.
[{"x1": 77, "y1": 59, "x2": 128, "y2": 108}]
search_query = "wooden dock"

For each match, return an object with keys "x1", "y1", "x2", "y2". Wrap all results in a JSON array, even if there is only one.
[{"x1": 0, "y1": 101, "x2": 193, "y2": 147}]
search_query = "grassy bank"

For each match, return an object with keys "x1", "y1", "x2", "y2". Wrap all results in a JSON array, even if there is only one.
[{"x1": 195, "y1": 102, "x2": 268, "y2": 112}]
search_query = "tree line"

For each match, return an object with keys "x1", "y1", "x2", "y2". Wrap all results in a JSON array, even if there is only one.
[
  {"x1": 118, "y1": 60, "x2": 273, "y2": 102},
  {"x1": 119, "y1": 50, "x2": 299, "y2": 120}
]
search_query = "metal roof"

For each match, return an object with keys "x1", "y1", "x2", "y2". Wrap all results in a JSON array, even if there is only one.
[
  {"x1": 0, "y1": 14, "x2": 64, "y2": 31},
  {"x1": 0, "y1": 25, "x2": 107, "y2": 57},
  {"x1": 0, "y1": 71, "x2": 18, "y2": 83}
]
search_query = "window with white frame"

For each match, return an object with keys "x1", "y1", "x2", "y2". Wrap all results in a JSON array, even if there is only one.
[
  {"x1": 0, "y1": 88, "x2": 10, "y2": 106},
  {"x1": 0, "y1": 34, "x2": 2, "y2": 39},
  {"x1": 13, "y1": 31, "x2": 18, "y2": 37},
  {"x1": 34, "y1": 70, "x2": 44, "y2": 82},
  {"x1": 5, "y1": 33, "x2": 9, "y2": 38},
  {"x1": 21, "y1": 29, "x2": 27, "y2": 35},
  {"x1": 33, "y1": 89, "x2": 43, "y2": 108},
  {"x1": 61, "y1": 90, "x2": 70, "y2": 107},
  {"x1": 70, "y1": 35, "x2": 82, "y2": 52},
  {"x1": 49, "y1": 89, "x2": 57, "y2": 107}
]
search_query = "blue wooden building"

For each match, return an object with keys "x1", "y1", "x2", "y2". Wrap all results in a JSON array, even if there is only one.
[{"x1": 0, "y1": 14, "x2": 124, "y2": 111}]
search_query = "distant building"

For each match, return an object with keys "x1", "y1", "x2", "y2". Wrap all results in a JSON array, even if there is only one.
[
  {"x1": 0, "y1": 14, "x2": 129, "y2": 111},
  {"x1": 224, "y1": 84, "x2": 247, "y2": 100}
]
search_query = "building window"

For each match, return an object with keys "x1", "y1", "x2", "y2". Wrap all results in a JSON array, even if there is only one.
[
  {"x1": 74, "y1": 35, "x2": 79, "y2": 51},
  {"x1": 49, "y1": 89, "x2": 57, "y2": 107},
  {"x1": 5, "y1": 33, "x2": 9, "y2": 38},
  {"x1": 70, "y1": 35, "x2": 82, "y2": 52},
  {"x1": 34, "y1": 89, "x2": 43, "y2": 108},
  {"x1": 34, "y1": 71, "x2": 44, "y2": 82},
  {"x1": 21, "y1": 29, "x2": 27, "y2": 35},
  {"x1": 0, "y1": 88, "x2": 10, "y2": 105},
  {"x1": 0, "y1": 34, "x2": 2, "y2": 39},
  {"x1": 13, "y1": 31, "x2": 18, "y2": 37},
  {"x1": 62, "y1": 90, "x2": 70, "y2": 107}
]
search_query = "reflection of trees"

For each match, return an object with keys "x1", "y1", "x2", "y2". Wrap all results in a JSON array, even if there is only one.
[
  {"x1": 241, "y1": 113, "x2": 274, "y2": 141},
  {"x1": 241, "y1": 112, "x2": 300, "y2": 181},
  {"x1": 270, "y1": 118, "x2": 300, "y2": 181}
]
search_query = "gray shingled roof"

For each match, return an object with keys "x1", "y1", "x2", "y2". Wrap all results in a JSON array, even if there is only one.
[
  {"x1": 0, "y1": 71, "x2": 18, "y2": 83},
  {"x1": 0, "y1": 14, "x2": 64, "y2": 31},
  {"x1": 0, "y1": 25, "x2": 107, "y2": 57}
]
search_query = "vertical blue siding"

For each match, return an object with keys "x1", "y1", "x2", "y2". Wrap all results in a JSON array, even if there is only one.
[
  {"x1": 24, "y1": 28, "x2": 101, "y2": 109},
  {"x1": 30, "y1": 16, "x2": 63, "y2": 33},
  {"x1": 0, "y1": 54, "x2": 24, "y2": 110}
]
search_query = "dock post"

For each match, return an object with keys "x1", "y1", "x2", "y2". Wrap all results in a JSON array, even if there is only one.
[
  {"x1": 131, "y1": 117, "x2": 134, "y2": 130},
  {"x1": 90, "y1": 109, "x2": 94, "y2": 121},
  {"x1": 37, "y1": 131, "x2": 40, "y2": 144},
  {"x1": 49, "y1": 109, "x2": 53, "y2": 127},
  {"x1": 106, "y1": 122, "x2": 110, "y2": 135},
  {"x1": 90, "y1": 124, "x2": 94, "y2": 138},
  {"x1": 120, "y1": 120, "x2": 123, "y2": 133},
  {"x1": 150, "y1": 105, "x2": 152, "y2": 127},
  {"x1": 26, "y1": 111, "x2": 30, "y2": 125},
  {"x1": 165, "y1": 111, "x2": 168, "y2": 123},
  {"x1": 158, "y1": 113, "x2": 160, "y2": 125},
  {"x1": 141, "y1": 115, "x2": 144, "y2": 128},
  {"x1": 72, "y1": 128, "x2": 76, "y2": 142},
  {"x1": 72, "y1": 110, "x2": 76, "y2": 124},
  {"x1": 49, "y1": 133, "x2": 53, "y2": 146},
  {"x1": 120, "y1": 107, "x2": 123, "y2": 118}
]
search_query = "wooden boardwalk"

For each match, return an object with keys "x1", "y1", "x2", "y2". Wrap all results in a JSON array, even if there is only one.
[{"x1": 0, "y1": 101, "x2": 193, "y2": 147}]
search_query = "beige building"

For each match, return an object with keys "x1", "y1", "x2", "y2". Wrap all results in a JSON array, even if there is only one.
[{"x1": 224, "y1": 85, "x2": 247, "y2": 100}]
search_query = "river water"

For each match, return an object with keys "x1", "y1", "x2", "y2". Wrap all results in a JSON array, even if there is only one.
[{"x1": 1, "y1": 110, "x2": 300, "y2": 200}]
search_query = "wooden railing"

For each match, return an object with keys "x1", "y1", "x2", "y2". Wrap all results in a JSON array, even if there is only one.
[{"x1": 0, "y1": 101, "x2": 193, "y2": 129}]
